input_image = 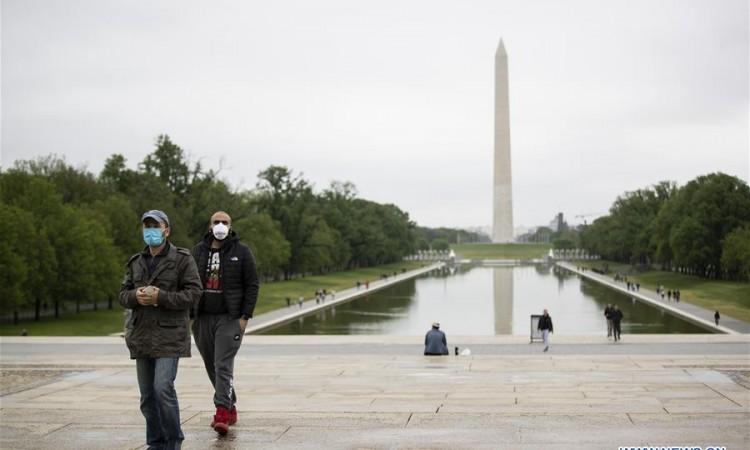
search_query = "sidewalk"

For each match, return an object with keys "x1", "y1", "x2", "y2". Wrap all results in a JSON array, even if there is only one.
[
  {"x1": 557, "y1": 261, "x2": 750, "y2": 334},
  {"x1": 244, "y1": 262, "x2": 444, "y2": 334},
  {"x1": 1, "y1": 335, "x2": 748, "y2": 449}
]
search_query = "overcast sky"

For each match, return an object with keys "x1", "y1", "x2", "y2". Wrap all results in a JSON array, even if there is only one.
[{"x1": 2, "y1": 0, "x2": 748, "y2": 230}]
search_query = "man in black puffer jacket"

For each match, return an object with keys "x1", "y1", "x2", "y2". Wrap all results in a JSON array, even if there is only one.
[
  {"x1": 537, "y1": 309, "x2": 554, "y2": 352},
  {"x1": 191, "y1": 211, "x2": 260, "y2": 435}
]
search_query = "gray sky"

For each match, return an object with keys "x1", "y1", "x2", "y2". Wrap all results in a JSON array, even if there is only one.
[{"x1": 2, "y1": 0, "x2": 748, "y2": 230}]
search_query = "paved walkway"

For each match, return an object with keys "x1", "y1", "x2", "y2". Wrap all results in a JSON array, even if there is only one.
[
  {"x1": 557, "y1": 261, "x2": 750, "y2": 334},
  {"x1": 1, "y1": 336, "x2": 748, "y2": 449},
  {"x1": 244, "y1": 262, "x2": 444, "y2": 334}
]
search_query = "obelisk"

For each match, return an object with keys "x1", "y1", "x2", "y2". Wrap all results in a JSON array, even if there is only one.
[{"x1": 493, "y1": 39, "x2": 514, "y2": 243}]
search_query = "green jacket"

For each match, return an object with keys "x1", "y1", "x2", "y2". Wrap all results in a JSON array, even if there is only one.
[{"x1": 119, "y1": 243, "x2": 202, "y2": 359}]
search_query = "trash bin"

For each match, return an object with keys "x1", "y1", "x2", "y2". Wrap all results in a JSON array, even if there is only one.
[{"x1": 530, "y1": 315, "x2": 543, "y2": 343}]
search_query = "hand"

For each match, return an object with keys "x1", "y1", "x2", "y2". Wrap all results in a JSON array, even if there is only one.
[
  {"x1": 239, "y1": 317, "x2": 248, "y2": 331},
  {"x1": 136, "y1": 288, "x2": 154, "y2": 306},
  {"x1": 149, "y1": 286, "x2": 160, "y2": 305},
  {"x1": 136, "y1": 286, "x2": 159, "y2": 306}
]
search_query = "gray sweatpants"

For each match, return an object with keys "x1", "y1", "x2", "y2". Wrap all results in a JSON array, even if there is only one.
[{"x1": 192, "y1": 314, "x2": 245, "y2": 409}]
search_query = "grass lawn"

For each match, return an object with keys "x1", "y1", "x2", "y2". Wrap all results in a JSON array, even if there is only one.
[
  {"x1": 0, "y1": 260, "x2": 429, "y2": 336},
  {"x1": 254, "y1": 260, "x2": 427, "y2": 315},
  {"x1": 0, "y1": 307, "x2": 127, "y2": 337},
  {"x1": 452, "y1": 243, "x2": 551, "y2": 260},
  {"x1": 576, "y1": 260, "x2": 750, "y2": 322}
]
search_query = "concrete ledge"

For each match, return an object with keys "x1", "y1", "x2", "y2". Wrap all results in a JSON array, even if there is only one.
[{"x1": 3, "y1": 334, "x2": 748, "y2": 345}]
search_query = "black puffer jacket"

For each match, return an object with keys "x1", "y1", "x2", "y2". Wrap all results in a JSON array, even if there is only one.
[
  {"x1": 192, "y1": 231, "x2": 260, "y2": 319},
  {"x1": 538, "y1": 314, "x2": 554, "y2": 332}
]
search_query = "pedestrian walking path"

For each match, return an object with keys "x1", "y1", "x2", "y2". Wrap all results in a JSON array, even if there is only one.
[
  {"x1": 557, "y1": 261, "x2": 749, "y2": 334},
  {"x1": 244, "y1": 262, "x2": 444, "y2": 334},
  {"x1": 1, "y1": 335, "x2": 748, "y2": 449}
]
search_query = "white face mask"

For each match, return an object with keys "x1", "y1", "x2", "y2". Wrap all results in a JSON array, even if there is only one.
[{"x1": 212, "y1": 223, "x2": 229, "y2": 240}]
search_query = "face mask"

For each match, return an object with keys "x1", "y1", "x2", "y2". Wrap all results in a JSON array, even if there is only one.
[
  {"x1": 212, "y1": 223, "x2": 229, "y2": 240},
  {"x1": 143, "y1": 228, "x2": 165, "y2": 247}
]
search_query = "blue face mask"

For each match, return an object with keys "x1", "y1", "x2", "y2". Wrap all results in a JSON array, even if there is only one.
[{"x1": 143, "y1": 228, "x2": 165, "y2": 247}]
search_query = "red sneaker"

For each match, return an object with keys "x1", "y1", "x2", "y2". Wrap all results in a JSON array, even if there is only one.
[
  {"x1": 228, "y1": 406, "x2": 237, "y2": 426},
  {"x1": 212, "y1": 406, "x2": 230, "y2": 435}
]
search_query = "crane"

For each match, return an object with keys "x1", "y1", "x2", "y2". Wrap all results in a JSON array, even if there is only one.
[{"x1": 574, "y1": 212, "x2": 606, "y2": 226}]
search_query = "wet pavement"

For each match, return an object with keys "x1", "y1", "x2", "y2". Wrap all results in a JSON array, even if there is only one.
[{"x1": 1, "y1": 335, "x2": 748, "y2": 449}]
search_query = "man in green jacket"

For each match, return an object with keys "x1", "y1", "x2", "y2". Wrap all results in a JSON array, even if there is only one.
[{"x1": 119, "y1": 210, "x2": 202, "y2": 450}]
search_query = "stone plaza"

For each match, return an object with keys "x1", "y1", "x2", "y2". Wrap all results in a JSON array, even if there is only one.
[{"x1": 1, "y1": 334, "x2": 748, "y2": 449}]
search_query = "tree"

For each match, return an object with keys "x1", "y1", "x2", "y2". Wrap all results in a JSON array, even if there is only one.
[
  {"x1": 553, "y1": 239, "x2": 575, "y2": 250},
  {"x1": 580, "y1": 182, "x2": 675, "y2": 263},
  {"x1": 0, "y1": 170, "x2": 121, "y2": 316},
  {"x1": 652, "y1": 173, "x2": 750, "y2": 277},
  {"x1": 140, "y1": 135, "x2": 199, "y2": 197},
  {"x1": 232, "y1": 213, "x2": 291, "y2": 280},
  {"x1": 100, "y1": 154, "x2": 136, "y2": 194},
  {"x1": 721, "y1": 226, "x2": 750, "y2": 281},
  {"x1": 0, "y1": 204, "x2": 32, "y2": 317},
  {"x1": 431, "y1": 238, "x2": 450, "y2": 251},
  {"x1": 13, "y1": 155, "x2": 102, "y2": 205}
]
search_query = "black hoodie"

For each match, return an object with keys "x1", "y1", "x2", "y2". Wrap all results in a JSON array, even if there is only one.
[{"x1": 192, "y1": 230, "x2": 260, "y2": 319}]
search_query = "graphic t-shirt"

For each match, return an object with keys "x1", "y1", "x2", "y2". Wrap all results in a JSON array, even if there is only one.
[{"x1": 200, "y1": 249, "x2": 228, "y2": 314}]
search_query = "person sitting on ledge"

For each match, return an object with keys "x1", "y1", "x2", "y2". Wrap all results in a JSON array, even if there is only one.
[{"x1": 424, "y1": 322, "x2": 449, "y2": 356}]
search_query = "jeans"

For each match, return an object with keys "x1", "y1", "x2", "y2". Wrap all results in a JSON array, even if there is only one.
[
  {"x1": 542, "y1": 329, "x2": 550, "y2": 348},
  {"x1": 136, "y1": 357, "x2": 184, "y2": 450}
]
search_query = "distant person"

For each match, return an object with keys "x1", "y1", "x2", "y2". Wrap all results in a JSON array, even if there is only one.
[
  {"x1": 424, "y1": 322, "x2": 449, "y2": 356},
  {"x1": 667, "y1": 290, "x2": 672, "y2": 301},
  {"x1": 610, "y1": 305, "x2": 623, "y2": 342},
  {"x1": 537, "y1": 309, "x2": 554, "y2": 352},
  {"x1": 636, "y1": 283, "x2": 640, "y2": 292},
  {"x1": 714, "y1": 310, "x2": 720, "y2": 326},
  {"x1": 298, "y1": 296, "x2": 304, "y2": 309},
  {"x1": 365, "y1": 280, "x2": 369, "y2": 289},
  {"x1": 604, "y1": 304, "x2": 613, "y2": 339},
  {"x1": 119, "y1": 210, "x2": 202, "y2": 450},
  {"x1": 286, "y1": 297, "x2": 291, "y2": 308}
]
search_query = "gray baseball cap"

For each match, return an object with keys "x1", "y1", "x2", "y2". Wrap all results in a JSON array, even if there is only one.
[{"x1": 141, "y1": 210, "x2": 170, "y2": 227}]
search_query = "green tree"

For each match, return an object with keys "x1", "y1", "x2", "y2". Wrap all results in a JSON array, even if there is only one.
[
  {"x1": 0, "y1": 204, "x2": 32, "y2": 316},
  {"x1": 553, "y1": 239, "x2": 575, "y2": 250},
  {"x1": 721, "y1": 226, "x2": 750, "y2": 281},
  {"x1": 652, "y1": 173, "x2": 750, "y2": 277},
  {"x1": 140, "y1": 134, "x2": 200, "y2": 197},
  {"x1": 13, "y1": 155, "x2": 102, "y2": 205},
  {"x1": 100, "y1": 153, "x2": 137, "y2": 194},
  {"x1": 232, "y1": 213, "x2": 291, "y2": 280},
  {"x1": 431, "y1": 238, "x2": 450, "y2": 251}
]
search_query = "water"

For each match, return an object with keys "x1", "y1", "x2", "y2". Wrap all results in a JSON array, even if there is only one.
[{"x1": 264, "y1": 264, "x2": 712, "y2": 335}]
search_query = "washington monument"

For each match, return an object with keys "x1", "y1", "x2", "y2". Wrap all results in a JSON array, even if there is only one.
[{"x1": 493, "y1": 39, "x2": 514, "y2": 243}]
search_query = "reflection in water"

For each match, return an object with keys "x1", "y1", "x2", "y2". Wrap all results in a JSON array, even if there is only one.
[
  {"x1": 268, "y1": 277, "x2": 417, "y2": 334},
  {"x1": 492, "y1": 267, "x2": 513, "y2": 334},
  {"x1": 264, "y1": 264, "x2": 713, "y2": 335}
]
